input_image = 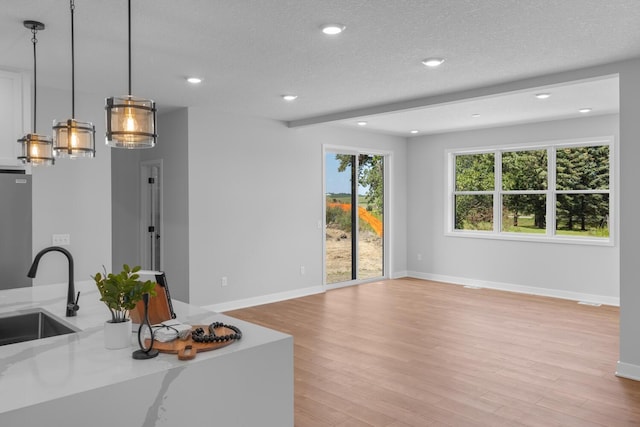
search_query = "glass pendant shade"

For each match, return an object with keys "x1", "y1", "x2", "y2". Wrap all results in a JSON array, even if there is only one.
[
  {"x1": 53, "y1": 0, "x2": 96, "y2": 159},
  {"x1": 18, "y1": 20, "x2": 53, "y2": 166},
  {"x1": 106, "y1": 96, "x2": 157, "y2": 148},
  {"x1": 105, "y1": 0, "x2": 158, "y2": 150},
  {"x1": 53, "y1": 119, "x2": 96, "y2": 158},
  {"x1": 17, "y1": 133, "x2": 55, "y2": 166}
]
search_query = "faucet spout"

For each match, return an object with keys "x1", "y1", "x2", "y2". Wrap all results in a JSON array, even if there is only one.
[{"x1": 28, "y1": 246, "x2": 80, "y2": 317}]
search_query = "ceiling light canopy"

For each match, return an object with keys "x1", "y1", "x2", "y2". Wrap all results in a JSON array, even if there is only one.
[
  {"x1": 321, "y1": 24, "x2": 345, "y2": 35},
  {"x1": 410, "y1": 130, "x2": 419, "y2": 134},
  {"x1": 579, "y1": 108, "x2": 592, "y2": 113},
  {"x1": 471, "y1": 113, "x2": 481, "y2": 118},
  {"x1": 53, "y1": 0, "x2": 96, "y2": 159},
  {"x1": 421, "y1": 57, "x2": 445, "y2": 68},
  {"x1": 187, "y1": 77, "x2": 202, "y2": 84},
  {"x1": 282, "y1": 94, "x2": 298, "y2": 101},
  {"x1": 535, "y1": 93, "x2": 551, "y2": 99},
  {"x1": 105, "y1": 0, "x2": 157, "y2": 149},
  {"x1": 357, "y1": 121, "x2": 367, "y2": 126},
  {"x1": 17, "y1": 20, "x2": 54, "y2": 166}
]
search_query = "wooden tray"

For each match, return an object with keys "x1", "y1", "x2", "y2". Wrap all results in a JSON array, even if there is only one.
[{"x1": 145, "y1": 324, "x2": 238, "y2": 360}]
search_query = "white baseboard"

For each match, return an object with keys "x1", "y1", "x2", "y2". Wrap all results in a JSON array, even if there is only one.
[
  {"x1": 201, "y1": 285, "x2": 325, "y2": 313},
  {"x1": 390, "y1": 270, "x2": 408, "y2": 279},
  {"x1": 406, "y1": 271, "x2": 620, "y2": 307},
  {"x1": 616, "y1": 361, "x2": 640, "y2": 381},
  {"x1": 201, "y1": 271, "x2": 619, "y2": 312}
]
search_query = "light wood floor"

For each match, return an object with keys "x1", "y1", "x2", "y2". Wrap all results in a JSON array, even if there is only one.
[{"x1": 226, "y1": 278, "x2": 640, "y2": 426}]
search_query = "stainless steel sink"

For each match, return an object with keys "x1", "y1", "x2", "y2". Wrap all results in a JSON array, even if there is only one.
[{"x1": 0, "y1": 309, "x2": 79, "y2": 346}]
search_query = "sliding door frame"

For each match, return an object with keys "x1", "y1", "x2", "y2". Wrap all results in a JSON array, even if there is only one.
[{"x1": 322, "y1": 144, "x2": 392, "y2": 290}]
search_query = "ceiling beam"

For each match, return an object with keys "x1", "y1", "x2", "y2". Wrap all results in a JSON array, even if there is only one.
[{"x1": 286, "y1": 60, "x2": 628, "y2": 128}]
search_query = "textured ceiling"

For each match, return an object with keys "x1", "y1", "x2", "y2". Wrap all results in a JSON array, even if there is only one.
[{"x1": 0, "y1": 0, "x2": 638, "y2": 133}]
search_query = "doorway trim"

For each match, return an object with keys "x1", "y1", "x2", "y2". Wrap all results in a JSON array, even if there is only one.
[{"x1": 322, "y1": 144, "x2": 392, "y2": 290}]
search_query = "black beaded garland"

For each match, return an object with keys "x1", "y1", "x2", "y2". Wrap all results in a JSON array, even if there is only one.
[{"x1": 191, "y1": 322, "x2": 242, "y2": 344}]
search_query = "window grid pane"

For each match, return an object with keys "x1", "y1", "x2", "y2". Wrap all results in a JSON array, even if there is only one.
[
  {"x1": 556, "y1": 193, "x2": 609, "y2": 238},
  {"x1": 556, "y1": 145, "x2": 609, "y2": 191},
  {"x1": 502, "y1": 149, "x2": 548, "y2": 191},
  {"x1": 455, "y1": 153, "x2": 495, "y2": 191},
  {"x1": 501, "y1": 194, "x2": 547, "y2": 233},
  {"x1": 455, "y1": 194, "x2": 493, "y2": 231}
]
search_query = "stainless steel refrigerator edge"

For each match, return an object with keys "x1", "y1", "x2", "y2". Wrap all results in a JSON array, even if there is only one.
[{"x1": 0, "y1": 170, "x2": 32, "y2": 289}]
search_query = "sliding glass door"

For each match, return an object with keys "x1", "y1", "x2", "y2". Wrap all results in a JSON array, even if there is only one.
[{"x1": 325, "y1": 151, "x2": 384, "y2": 285}]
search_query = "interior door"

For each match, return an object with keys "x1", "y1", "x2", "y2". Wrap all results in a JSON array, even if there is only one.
[{"x1": 141, "y1": 160, "x2": 162, "y2": 271}]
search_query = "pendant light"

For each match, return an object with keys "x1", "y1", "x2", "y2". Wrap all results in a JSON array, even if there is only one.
[
  {"x1": 17, "y1": 21, "x2": 54, "y2": 166},
  {"x1": 105, "y1": 0, "x2": 157, "y2": 149},
  {"x1": 53, "y1": 0, "x2": 96, "y2": 159}
]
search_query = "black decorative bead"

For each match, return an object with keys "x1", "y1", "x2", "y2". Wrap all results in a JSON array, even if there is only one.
[{"x1": 189, "y1": 321, "x2": 242, "y2": 345}]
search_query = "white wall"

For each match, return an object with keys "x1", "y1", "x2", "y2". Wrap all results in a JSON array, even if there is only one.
[
  {"x1": 31, "y1": 86, "x2": 111, "y2": 286},
  {"x1": 187, "y1": 108, "x2": 407, "y2": 307},
  {"x1": 406, "y1": 114, "x2": 619, "y2": 303},
  {"x1": 111, "y1": 147, "x2": 140, "y2": 270},
  {"x1": 618, "y1": 58, "x2": 640, "y2": 380}
]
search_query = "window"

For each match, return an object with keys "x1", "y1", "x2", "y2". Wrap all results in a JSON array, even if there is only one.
[{"x1": 447, "y1": 138, "x2": 613, "y2": 244}]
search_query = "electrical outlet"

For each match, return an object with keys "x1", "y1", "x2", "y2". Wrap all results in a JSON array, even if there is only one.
[
  {"x1": 300, "y1": 265, "x2": 305, "y2": 275},
  {"x1": 52, "y1": 234, "x2": 71, "y2": 246},
  {"x1": 221, "y1": 276, "x2": 228, "y2": 287},
  {"x1": 417, "y1": 253, "x2": 422, "y2": 261}
]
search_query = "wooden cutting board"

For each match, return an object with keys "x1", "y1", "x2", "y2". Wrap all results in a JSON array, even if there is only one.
[{"x1": 145, "y1": 324, "x2": 238, "y2": 360}]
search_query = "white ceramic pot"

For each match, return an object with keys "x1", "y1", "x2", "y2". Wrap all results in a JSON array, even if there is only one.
[{"x1": 104, "y1": 319, "x2": 132, "y2": 349}]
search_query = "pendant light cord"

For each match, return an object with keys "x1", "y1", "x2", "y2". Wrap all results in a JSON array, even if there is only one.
[
  {"x1": 70, "y1": 0, "x2": 76, "y2": 119},
  {"x1": 128, "y1": 0, "x2": 132, "y2": 96},
  {"x1": 30, "y1": 26, "x2": 38, "y2": 133}
]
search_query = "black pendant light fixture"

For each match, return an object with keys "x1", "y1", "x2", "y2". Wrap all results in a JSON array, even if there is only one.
[
  {"x1": 17, "y1": 21, "x2": 55, "y2": 166},
  {"x1": 53, "y1": 0, "x2": 96, "y2": 159},
  {"x1": 105, "y1": 0, "x2": 157, "y2": 149}
]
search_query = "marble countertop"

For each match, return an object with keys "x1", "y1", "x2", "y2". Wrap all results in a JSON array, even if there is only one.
[{"x1": 0, "y1": 281, "x2": 290, "y2": 414}]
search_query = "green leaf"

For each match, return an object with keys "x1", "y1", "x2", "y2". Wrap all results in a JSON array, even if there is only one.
[{"x1": 92, "y1": 264, "x2": 154, "y2": 322}]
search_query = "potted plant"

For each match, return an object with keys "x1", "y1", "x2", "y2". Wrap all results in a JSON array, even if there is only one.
[{"x1": 92, "y1": 264, "x2": 156, "y2": 349}]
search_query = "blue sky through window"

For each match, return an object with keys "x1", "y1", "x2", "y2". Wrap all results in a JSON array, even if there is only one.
[{"x1": 325, "y1": 153, "x2": 368, "y2": 195}]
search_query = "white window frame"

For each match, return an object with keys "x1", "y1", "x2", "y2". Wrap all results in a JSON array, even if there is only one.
[{"x1": 445, "y1": 136, "x2": 614, "y2": 246}]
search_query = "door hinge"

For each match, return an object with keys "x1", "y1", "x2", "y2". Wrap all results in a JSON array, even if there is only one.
[
  {"x1": 148, "y1": 226, "x2": 155, "y2": 232},
  {"x1": 148, "y1": 177, "x2": 155, "y2": 184}
]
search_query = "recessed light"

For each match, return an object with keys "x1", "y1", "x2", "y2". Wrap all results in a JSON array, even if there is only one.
[
  {"x1": 535, "y1": 93, "x2": 551, "y2": 99},
  {"x1": 579, "y1": 108, "x2": 592, "y2": 113},
  {"x1": 421, "y1": 58, "x2": 445, "y2": 68},
  {"x1": 321, "y1": 24, "x2": 345, "y2": 35},
  {"x1": 186, "y1": 77, "x2": 202, "y2": 84},
  {"x1": 410, "y1": 130, "x2": 419, "y2": 134},
  {"x1": 357, "y1": 121, "x2": 367, "y2": 126},
  {"x1": 471, "y1": 113, "x2": 480, "y2": 118},
  {"x1": 282, "y1": 94, "x2": 298, "y2": 101}
]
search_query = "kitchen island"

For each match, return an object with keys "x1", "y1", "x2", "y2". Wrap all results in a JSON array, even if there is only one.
[{"x1": 0, "y1": 281, "x2": 293, "y2": 426}]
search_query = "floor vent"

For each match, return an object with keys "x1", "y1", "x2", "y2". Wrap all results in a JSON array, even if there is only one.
[
  {"x1": 463, "y1": 285, "x2": 482, "y2": 289},
  {"x1": 578, "y1": 301, "x2": 601, "y2": 307}
]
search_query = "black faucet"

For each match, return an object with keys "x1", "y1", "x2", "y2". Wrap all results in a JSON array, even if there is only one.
[{"x1": 27, "y1": 246, "x2": 80, "y2": 317}]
